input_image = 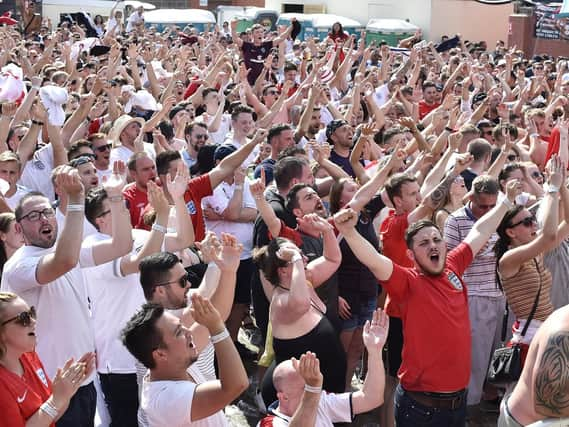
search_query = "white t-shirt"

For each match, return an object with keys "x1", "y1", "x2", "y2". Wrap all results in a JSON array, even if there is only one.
[
  {"x1": 195, "y1": 113, "x2": 231, "y2": 146},
  {"x1": 259, "y1": 392, "x2": 353, "y2": 427},
  {"x1": 19, "y1": 144, "x2": 55, "y2": 201},
  {"x1": 126, "y1": 12, "x2": 144, "y2": 33},
  {"x1": 96, "y1": 167, "x2": 112, "y2": 182},
  {"x1": 55, "y1": 208, "x2": 97, "y2": 240},
  {"x1": 83, "y1": 230, "x2": 148, "y2": 374},
  {"x1": 201, "y1": 179, "x2": 255, "y2": 258},
  {"x1": 222, "y1": 137, "x2": 259, "y2": 168},
  {"x1": 5, "y1": 185, "x2": 30, "y2": 210},
  {"x1": 110, "y1": 143, "x2": 156, "y2": 165},
  {"x1": 1, "y1": 244, "x2": 97, "y2": 384},
  {"x1": 141, "y1": 362, "x2": 228, "y2": 427}
]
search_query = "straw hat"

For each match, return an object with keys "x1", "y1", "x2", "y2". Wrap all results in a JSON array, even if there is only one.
[{"x1": 108, "y1": 115, "x2": 145, "y2": 147}]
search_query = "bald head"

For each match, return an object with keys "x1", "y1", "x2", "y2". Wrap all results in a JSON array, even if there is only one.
[{"x1": 273, "y1": 359, "x2": 306, "y2": 416}]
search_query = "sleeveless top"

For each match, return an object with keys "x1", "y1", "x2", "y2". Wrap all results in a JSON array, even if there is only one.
[{"x1": 501, "y1": 257, "x2": 554, "y2": 322}]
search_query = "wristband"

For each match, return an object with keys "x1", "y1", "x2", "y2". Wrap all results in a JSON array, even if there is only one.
[
  {"x1": 502, "y1": 198, "x2": 514, "y2": 209},
  {"x1": 445, "y1": 126, "x2": 455, "y2": 133},
  {"x1": 304, "y1": 384, "x2": 323, "y2": 394},
  {"x1": 167, "y1": 227, "x2": 176, "y2": 233},
  {"x1": 290, "y1": 252, "x2": 302, "y2": 264},
  {"x1": 66, "y1": 203, "x2": 85, "y2": 212},
  {"x1": 31, "y1": 119, "x2": 44, "y2": 126},
  {"x1": 108, "y1": 195, "x2": 124, "y2": 203},
  {"x1": 234, "y1": 184, "x2": 243, "y2": 190},
  {"x1": 548, "y1": 184, "x2": 560, "y2": 193},
  {"x1": 210, "y1": 327, "x2": 230, "y2": 344},
  {"x1": 151, "y1": 223, "x2": 167, "y2": 233},
  {"x1": 40, "y1": 400, "x2": 58, "y2": 419},
  {"x1": 530, "y1": 133, "x2": 539, "y2": 138},
  {"x1": 32, "y1": 85, "x2": 40, "y2": 91}
]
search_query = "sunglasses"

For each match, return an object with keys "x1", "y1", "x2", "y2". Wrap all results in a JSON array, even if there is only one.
[
  {"x1": 1, "y1": 306, "x2": 36, "y2": 327},
  {"x1": 155, "y1": 273, "x2": 190, "y2": 289},
  {"x1": 194, "y1": 134, "x2": 207, "y2": 140},
  {"x1": 507, "y1": 154, "x2": 518, "y2": 161},
  {"x1": 508, "y1": 215, "x2": 537, "y2": 229},
  {"x1": 94, "y1": 143, "x2": 112, "y2": 152},
  {"x1": 531, "y1": 171, "x2": 543, "y2": 179}
]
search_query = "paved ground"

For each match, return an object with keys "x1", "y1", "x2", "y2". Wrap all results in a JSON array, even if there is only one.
[{"x1": 225, "y1": 329, "x2": 499, "y2": 426}]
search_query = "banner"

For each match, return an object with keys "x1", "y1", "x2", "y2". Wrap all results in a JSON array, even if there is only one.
[{"x1": 534, "y1": 3, "x2": 567, "y2": 40}]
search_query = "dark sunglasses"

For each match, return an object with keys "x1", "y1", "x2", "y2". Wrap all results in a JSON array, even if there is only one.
[
  {"x1": 94, "y1": 143, "x2": 112, "y2": 152},
  {"x1": 507, "y1": 154, "x2": 518, "y2": 161},
  {"x1": 508, "y1": 215, "x2": 537, "y2": 229},
  {"x1": 531, "y1": 171, "x2": 543, "y2": 179},
  {"x1": 1, "y1": 306, "x2": 36, "y2": 327},
  {"x1": 155, "y1": 273, "x2": 190, "y2": 289}
]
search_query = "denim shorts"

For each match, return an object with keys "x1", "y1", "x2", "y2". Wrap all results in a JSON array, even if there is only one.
[{"x1": 341, "y1": 296, "x2": 377, "y2": 330}]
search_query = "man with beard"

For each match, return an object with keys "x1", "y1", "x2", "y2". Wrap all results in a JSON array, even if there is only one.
[
  {"x1": 326, "y1": 119, "x2": 356, "y2": 178},
  {"x1": 332, "y1": 178, "x2": 520, "y2": 427},
  {"x1": 121, "y1": 295, "x2": 248, "y2": 427},
  {"x1": 181, "y1": 122, "x2": 209, "y2": 170},
  {"x1": 1, "y1": 166, "x2": 133, "y2": 426}
]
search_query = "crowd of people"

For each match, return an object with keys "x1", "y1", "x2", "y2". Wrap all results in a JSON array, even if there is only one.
[{"x1": 1, "y1": 3, "x2": 569, "y2": 427}]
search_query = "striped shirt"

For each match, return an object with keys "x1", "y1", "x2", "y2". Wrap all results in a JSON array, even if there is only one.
[
  {"x1": 500, "y1": 256, "x2": 553, "y2": 323},
  {"x1": 444, "y1": 205, "x2": 502, "y2": 298}
]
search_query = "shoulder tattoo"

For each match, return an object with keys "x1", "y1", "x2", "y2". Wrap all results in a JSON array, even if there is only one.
[{"x1": 535, "y1": 331, "x2": 569, "y2": 416}]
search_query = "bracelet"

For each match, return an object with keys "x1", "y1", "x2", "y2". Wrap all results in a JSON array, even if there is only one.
[
  {"x1": 548, "y1": 184, "x2": 560, "y2": 193},
  {"x1": 502, "y1": 198, "x2": 514, "y2": 209},
  {"x1": 530, "y1": 133, "x2": 539, "y2": 138},
  {"x1": 304, "y1": 384, "x2": 323, "y2": 394},
  {"x1": 151, "y1": 223, "x2": 167, "y2": 233},
  {"x1": 40, "y1": 400, "x2": 59, "y2": 419},
  {"x1": 167, "y1": 227, "x2": 176, "y2": 233},
  {"x1": 31, "y1": 119, "x2": 44, "y2": 126},
  {"x1": 290, "y1": 252, "x2": 302, "y2": 264},
  {"x1": 66, "y1": 203, "x2": 85, "y2": 212},
  {"x1": 234, "y1": 184, "x2": 243, "y2": 190},
  {"x1": 210, "y1": 327, "x2": 230, "y2": 344},
  {"x1": 445, "y1": 126, "x2": 455, "y2": 133},
  {"x1": 32, "y1": 85, "x2": 40, "y2": 91},
  {"x1": 108, "y1": 195, "x2": 124, "y2": 203},
  {"x1": 86, "y1": 116, "x2": 93, "y2": 122}
]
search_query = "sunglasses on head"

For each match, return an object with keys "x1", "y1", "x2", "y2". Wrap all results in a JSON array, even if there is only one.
[
  {"x1": 1, "y1": 306, "x2": 36, "y2": 327},
  {"x1": 155, "y1": 273, "x2": 190, "y2": 289},
  {"x1": 508, "y1": 215, "x2": 537, "y2": 229}
]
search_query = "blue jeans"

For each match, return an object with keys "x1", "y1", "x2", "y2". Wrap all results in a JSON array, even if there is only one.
[{"x1": 394, "y1": 384, "x2": 467, "y2": 427}]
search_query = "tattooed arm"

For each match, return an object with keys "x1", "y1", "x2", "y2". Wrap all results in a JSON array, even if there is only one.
[
  {"x1": 534, "y1": 331, "x2": 569, "y2": 418},
  {"x1": 407, "y1": 153, "x2": 473, "y2": 224}
]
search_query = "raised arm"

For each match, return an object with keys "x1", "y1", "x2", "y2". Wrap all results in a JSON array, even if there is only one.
[
  {"x1": 89, "y1": 162, "x2": 133, "y2": 265},
  {"x1": 466, "y1": 179, "x2": 521, "y2": 258},
  {"x1": 249, "y1": 168, "x2": 282, "y2": 239},
  {"x1": 288, "y1": 352, "x2": 323, "y2": 427},
  {"x1": 208, "y1": 129, "x2": 267, "y2": 188},
  {"x1": 304, "y1": 215, "x2": 341, "y2": 287},
  {"x1": 333, "y1": 208, "x2": 394, "y2": 282},
  {"x1": 164, "y1": 163, "x2": 195, "y2": 251},
  {"x1": 36, "y1": 168, "x2": 85, "y2": 284},
  {"x1": 188, "y1": 295, "x2": 248, "y2": 421}
]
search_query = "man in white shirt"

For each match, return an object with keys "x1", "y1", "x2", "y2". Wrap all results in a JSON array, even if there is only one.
[
  {"x1": 223, "y1": 104, "x2": 259, "y2": 167},
  {"x1": 126, "y1": 6, "x2": 145, "y2": 33},
  {"x1": 1, "y1": 166, "x2": 133, "y2": 426},
  {"x1": 121, "y1": 294, "x2": 249, "y2": 427}
]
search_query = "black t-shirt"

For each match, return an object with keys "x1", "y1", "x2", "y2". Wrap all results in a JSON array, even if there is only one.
[
  {"x1": 338, "y1": 194, "x2": 385, "y2": 300},
  {"x1": 242, "y1": 41, "x2": 274, "y2": 85},
  {"x1": 461, "y1": 169, "x2": 478, "y2": 192}
]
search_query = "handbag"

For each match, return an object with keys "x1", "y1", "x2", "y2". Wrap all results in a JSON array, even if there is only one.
[{"x1": 487, "y1": 259, "x2": 542, "y2": 385}]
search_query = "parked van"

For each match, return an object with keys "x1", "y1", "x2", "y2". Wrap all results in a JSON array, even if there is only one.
[{"x1": 143, "y1": 9, "x2": 216, "y2": 32}]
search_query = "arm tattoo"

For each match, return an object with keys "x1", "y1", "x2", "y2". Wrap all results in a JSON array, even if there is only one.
[
  {"x1": 535, "y1": 331, "x2": 569, "y2": 417},
  {"x1": 427, "y1": 171, "x2": 456, "y2": 211}
]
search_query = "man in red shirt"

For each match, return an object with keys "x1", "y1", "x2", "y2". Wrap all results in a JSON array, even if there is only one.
[
  {"x1": 122, "y1": 152, "x2": 156, "y2": 230},
  {"x1": 333, "y1": 180, "x2": 519, "y2": 427},
  {"x1": 418, "y1": 81, "x2": 441, "y2": 120}
]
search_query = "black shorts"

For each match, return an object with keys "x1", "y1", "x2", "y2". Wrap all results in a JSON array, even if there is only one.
[
  {"x1": 235, "y1": 258, "x2": 254, "y2": 304},
  {"x1": 387, "y1": 316, "x2": 404, "y2": 378}
]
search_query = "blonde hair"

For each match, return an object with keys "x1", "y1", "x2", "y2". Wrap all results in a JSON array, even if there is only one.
[{"x1": 0, "y1": 292, "x2": 18, "y2": 358}]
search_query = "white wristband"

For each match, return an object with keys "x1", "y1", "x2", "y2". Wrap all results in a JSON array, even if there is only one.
[
  {"x1": 234, "y1": 184, "x2": 243, "y2": 190},
  {"x1": 32, "y1": 85, "x2": 40, "y2": 91},
  {"x1": 210, "y1": 328, "x2": 230, "y2": 344},
  {"x1": 40, "y1": 400, "x2": 58, "y2": 419},
  {"x1": 502, "y1": 198, "x2": 514, "y2": 209},
  {"x1": 304, "y1": 384, "x2": 323, "y2": 394},
  {"x1": 151, "y1": 223, "x2": 167, "y2": 233},
  {"x1": 548, "y1": 184, "x2": 560, "y2": 193},
  {"x1": 67, "y1": 204, "x2": 85, "y2": 212}
]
